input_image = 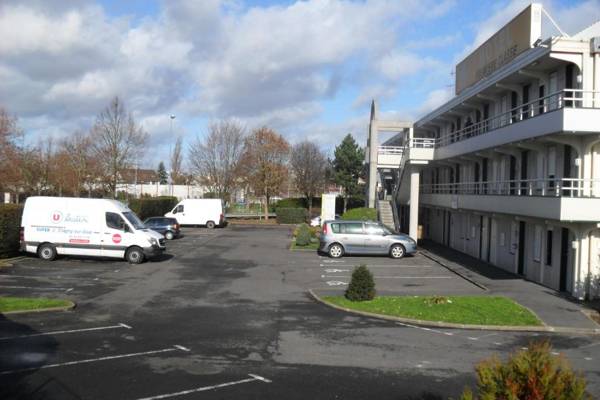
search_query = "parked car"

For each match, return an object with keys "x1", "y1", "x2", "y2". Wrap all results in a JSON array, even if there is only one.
[
  {"x1": 20, "y1": 196, "x2": 165, "y2": 264},
  {"x1": 144, "y1": 217, "x2": 180, "y2": 240},
  {"x1": 310, "y1": 214, "x2": 341, "y2": 227},
  {"x1": 165, "y1": 199, "x2": 225, "y2": 228},
  {"x1": 319, "y1": 220, "x2": 417, "y2": 259}
]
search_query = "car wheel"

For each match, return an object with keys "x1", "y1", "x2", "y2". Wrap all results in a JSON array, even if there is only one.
[
  {"x1": 38, "y1": 243, "x2": 57, "y2": 261},
  {"x1": 126, "y1": 246, "x2": 144, "y2": 264},
  {"x1": 390, "y1": 244, "x2": 405, "y2": 259},
  {"x1": 206, "y1": 221, "x2": 215, "y2": 229},
  {"x1": 165, "y1": 231, "x2": 175, "y2": 240},
  {"x1": 328, "y1": 243, "x2": 344, "y2": 258}
]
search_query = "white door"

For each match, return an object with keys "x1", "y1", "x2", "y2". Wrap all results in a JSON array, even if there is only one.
[
  {"x1": 171, "y1": 203, "x2": 189, "y2": 224},
  {"x1": 102, "y1": 212, "x2": 132, "y2": 258}
]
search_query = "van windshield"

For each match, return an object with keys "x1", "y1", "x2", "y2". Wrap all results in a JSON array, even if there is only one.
[{"x1": 123, "y1": 212, "x2": 146, "y2": 230}]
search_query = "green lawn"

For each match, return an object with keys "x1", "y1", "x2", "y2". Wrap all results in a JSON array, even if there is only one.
[
  {"x1": 323, "y1": 295, "x2": 542, "y2": 326},
  {"x1": 290, "y1": 241, "x2": 320, "y2": 251},
  {"x1": 0, "y1": 297, "x2": 73, "y2": 313}
]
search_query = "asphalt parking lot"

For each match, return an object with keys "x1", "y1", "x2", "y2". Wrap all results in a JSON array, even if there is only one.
[{"x1": 1, "y1": 225, "x2": 600, "y2": 399}]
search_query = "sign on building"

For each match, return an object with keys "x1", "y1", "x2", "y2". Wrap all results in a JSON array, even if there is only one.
[
  {"x1": 455, "y1": 3, "x2": 542, "y2": 94},
  {"x1": 321, "y1": 194, "x2": 337, "y2": 222}
]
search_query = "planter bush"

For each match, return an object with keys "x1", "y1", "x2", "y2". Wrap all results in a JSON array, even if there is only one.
[
  {"x1": 0, "y1": 204, "x2": 24, "y2": 258},
  {"x1": 345, "y1": 265, "x2": 376, "y2": 301},
  {"x1": 341, "y1": 207, "x2": 377, "y2": 221},
  {"x1": 460, "y1": 340, "x2": 590, "y2": 400},
  {"x1": 128, "y1": 196, "x2": 178, "y2": 220},
  {"x1": 276, "y1": 208, "x2": 307, "y2": 224},
  {"x1": 295, "y1": 223, "x2": 312, "y2": 246}
]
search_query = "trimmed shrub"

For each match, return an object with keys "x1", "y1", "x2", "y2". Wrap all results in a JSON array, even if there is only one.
[
  {"x1": 295, "y1": 223, "x2": 312, "y2": 246},
  {"x1": 341, "y1": 207, "x2": 377, "y2": 221},
  {"x1": 275, "y1": 197, "x2": 323, "y2": 211},
  {"x1": 335, "y1": 196, "x2": 365, "y2": 214},
  {"x1": 345, "y1": 265, "x2": 376, "y2": 301},
  {"x1": 128, "y1": 196, "x2": 178, "y2": 220},
  {"x1": 460, "y1": 340, "x2": 590, "y2": 400},
  {"x1": 276, "y1": 208, "x2": 307, "y2": 224},
  {"x1": 0, "y1": 204, "x2": 24, "y2": 258}
]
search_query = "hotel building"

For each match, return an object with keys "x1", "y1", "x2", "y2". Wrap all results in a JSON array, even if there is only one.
[{"x1": 365, "y1": 4, "x2": 600, "y2": 299}]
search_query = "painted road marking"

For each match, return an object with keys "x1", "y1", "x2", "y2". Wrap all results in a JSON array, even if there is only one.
[
  {"x1": 0, "y1": 346, "x2": 186, "y2": 375},
  {"x1": 326, "y1": 281, "x2": 347, "y2": 286},
  {"x1": 321, "y1": 275, "x2": 452, "y2": 279},
  {"x1": 135, "y1": 374, "x2": 272, "y2": 400},
  {"x1": 173, "y1": 345, "x2": 191, "y2": 352},
  {"x1": 324, "y1": 269, "x2": 350, "y2": 273},
  {"x1": 0, "y1": 323, "x2": 132, "y2": 341},
  {"x1": 320, "y1": 265, "x2": 434, "y2": 268},
  {"x1": 0, "y1": 285, "x2": 72, "y2": 291},
  {"x1": 321, "y1": 260, "x2": 345, "y2": 264},
  {"x1": 395, "y1": 322, "x2": 454, "y2": 336}
]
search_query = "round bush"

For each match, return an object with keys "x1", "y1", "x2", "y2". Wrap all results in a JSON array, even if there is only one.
[
  {"x1": 295, "y1": 223, "x2": 312, "y2": 247},
  {"x1": 345, "y1": 265, "x2": 376, "y2": 301}
]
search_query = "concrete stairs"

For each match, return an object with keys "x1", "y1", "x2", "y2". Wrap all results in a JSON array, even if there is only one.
[{"x1": 377, "y1": 200, "x2": 395, "y2": 228}]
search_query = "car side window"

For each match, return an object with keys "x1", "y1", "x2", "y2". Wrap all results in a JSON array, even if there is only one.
[
  {"x1": 365, "y1": 224, "x2": 384, "y2": 236},
  {"x1": 106, "y1": 212, "x2": 126, "y2": 230},
  {"x1": 342, "y1": 223, "x2": 363, "y2": 234},
  {"x1": 330, "y1": 223, "x2": 340, "y2": 233}
]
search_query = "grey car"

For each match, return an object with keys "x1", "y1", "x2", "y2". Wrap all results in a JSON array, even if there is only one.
[{"x1": 319, "y1": 220, "x2": 417, "y2": 259}]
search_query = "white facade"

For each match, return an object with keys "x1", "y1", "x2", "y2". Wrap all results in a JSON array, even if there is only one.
[
  {"x1": 116, "y1": 183, "x2": 208, "y2": 200},
  {"x1": 368, "y1": 5, "x2": 600, "y2": 299}
]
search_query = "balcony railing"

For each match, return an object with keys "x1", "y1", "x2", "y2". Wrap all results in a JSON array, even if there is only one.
[
  {"x1": 429, "y1": 89, "x2": 600, "y2": 148},
  {"x1": 420, "y1": 178, "x2": 600, "y2": 198},
  {"x1": 378, "y1": 146, "x2": 404, "y2": 155},
  {"x1": 408, "y1": 138, "x2": 436, "y2": 148}
]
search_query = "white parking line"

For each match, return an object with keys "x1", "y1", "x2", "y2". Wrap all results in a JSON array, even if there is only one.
[
  {"x1": 321, "y1": 275, "x2": 452, "y2": 279},
  {"x1": 0, "y1": 323, "x2": 132, "y2": 341},
  {"x1": 395, "y1": 322, "x2": 454, "y2": 336},
  {"x1": 0, "y1": 285, "x2": 72, "y2": 291},
  {"x1": 0, "y1": 346, "x2": 185, "y2": 375},
  {"x1": 135, "y1": 374, "x2": 272, "y2": 400}
]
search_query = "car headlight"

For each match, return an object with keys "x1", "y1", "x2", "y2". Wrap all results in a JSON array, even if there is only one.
[{"x1": 149, "y1": 237, "x2": 158, "y2": 246}]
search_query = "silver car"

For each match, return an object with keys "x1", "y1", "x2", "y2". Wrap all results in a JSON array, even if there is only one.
[{"x1": 319, "y1": 220, "x2": 417, "y2": 259}]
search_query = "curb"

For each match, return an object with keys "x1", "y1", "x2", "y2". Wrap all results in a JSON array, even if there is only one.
[
  {"x1": 1, "y1": 300, "x2": 76, "y2": 315},
  {"x1": 308, "y1": 289, "x2": 600, "y2": 335},
  {"x1": 419, "y1": 250, "x2": 488, "y2": 291}
]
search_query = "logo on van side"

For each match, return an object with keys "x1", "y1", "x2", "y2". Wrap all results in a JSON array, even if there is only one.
[
  {"x1": 51, "y1": 211, "x2": 63, "y2": 223},
  {"x1": 112, "y1": 234, "x2": 122, "y2": 244}
]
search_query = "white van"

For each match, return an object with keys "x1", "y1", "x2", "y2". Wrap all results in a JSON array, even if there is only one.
[
  {"x1": 20, "y1": 197, "x2": 166, "y2": 264},
  {"x1": 165, "y1": 199, "x2": 225, "y2": 228}
]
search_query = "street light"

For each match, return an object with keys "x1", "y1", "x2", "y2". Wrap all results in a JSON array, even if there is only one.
[{"x1": 170, "y1": 114, "x2": 176, "y2": 137}]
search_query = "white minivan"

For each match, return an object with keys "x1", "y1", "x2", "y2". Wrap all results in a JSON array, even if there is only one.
[
  {"x1": 164, "y1": 199, "x2": 225, "y2": 228},
  {"x1": 20, "y1": 196, "x2": 166, "y2": 264}
]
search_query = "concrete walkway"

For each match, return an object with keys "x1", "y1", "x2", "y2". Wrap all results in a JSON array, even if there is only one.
[{"x1": 419, "y1": 240, "x2": 600, "y2": 330}]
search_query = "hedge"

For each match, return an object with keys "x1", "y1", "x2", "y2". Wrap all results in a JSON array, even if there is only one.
[
  {"x1": 0, "y1": 204, "x2": 23, "y2": 258},
  {"x1": 341, "y1": 207, "x2": 377, "y2": 221},
  {"x1": 128, "y1": 196, "x2": 178, "y2": 220},
  {"x1": 274, "y1": 197, "x2": 323, "y2": 211},
  {"x1": 276, "y1": 208, "x2": 307, "y2": 224}
]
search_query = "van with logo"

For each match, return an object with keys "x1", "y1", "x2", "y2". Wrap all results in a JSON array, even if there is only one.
[
  {"x1": 164, "y1": 199, "x2": 225, "y2": 228},
  {"x1": 20, "y1": 196, "x2": 166, "y2": 264}
]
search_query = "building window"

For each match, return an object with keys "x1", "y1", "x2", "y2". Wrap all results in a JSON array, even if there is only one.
[
  {"x1": 534, "y1": 225, "x2": 542, "y2": 262},
  {"x1": 545, "y1": 229, "x2": 553, "y2": 266}
]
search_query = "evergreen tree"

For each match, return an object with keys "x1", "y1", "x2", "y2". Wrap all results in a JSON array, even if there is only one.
[
  {"x1": 157, "y1": 161, "x2": 168, "y2": 184},
  {"x1": 333, "y1": 134, "x2": 365, "y2": 212}
]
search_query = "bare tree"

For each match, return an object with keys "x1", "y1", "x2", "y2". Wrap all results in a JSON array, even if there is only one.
[
  {"x1": 170, "y1": 136, "x2": 186, "y2": 184},
  {"x1": 60, "y1": 131, "x2": 99, "y2": 196},
  {"x1": 188, "y1": 120, "x2": 245, "y2": 201},
  {"x1": 239, "y1": 127, "x2": 290, "y2": 220},
  {"x1": 290, "y1": 141, "x2": 327, "y2": 214},
  {"x1": 91, "y1": 97, "x2": 148, "y2": 198},
  {"x1": 0, "y1": 108, "x2": 21, "y2": 195}
]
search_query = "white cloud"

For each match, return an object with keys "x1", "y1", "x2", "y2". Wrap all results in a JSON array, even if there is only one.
[{"x1": 0, "y1": 0, "x2": 458, "y2": 166}]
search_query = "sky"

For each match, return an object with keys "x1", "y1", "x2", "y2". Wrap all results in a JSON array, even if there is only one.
[{"x1": 1, "y1": 0, "x2": 599, "y2": 169}]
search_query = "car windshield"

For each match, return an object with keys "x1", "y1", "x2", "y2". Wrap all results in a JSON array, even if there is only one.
[
  {"x1": 382, "y1": 224, "x2": 395, "y2": 234},
  {"x1": 123, "y1": 211, "x2": 146, "y2": 230}
]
